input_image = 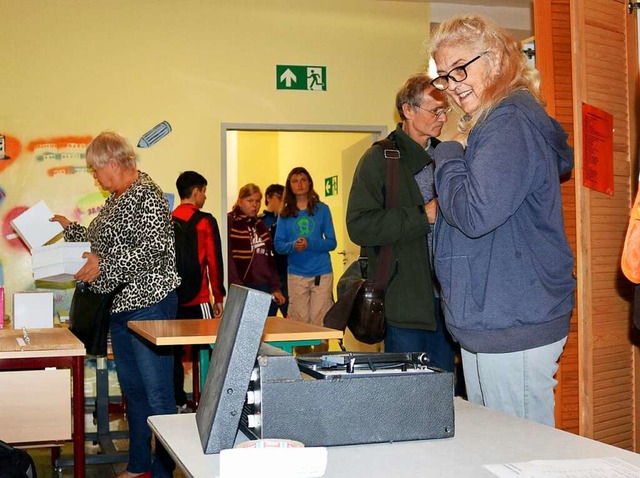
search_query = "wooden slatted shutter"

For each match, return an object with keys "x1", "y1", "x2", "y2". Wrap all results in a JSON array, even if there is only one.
[{"x1": 537, "y1": 0, "x2": 639, "y2": 449}]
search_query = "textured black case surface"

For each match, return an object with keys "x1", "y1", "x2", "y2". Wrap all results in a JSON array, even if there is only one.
[
  {"x1": 240, "y1": 344, "x2": 455, "y2": 446},
  {"x1": 195, "y1": 285, "x2": 271, "y2": 454}
]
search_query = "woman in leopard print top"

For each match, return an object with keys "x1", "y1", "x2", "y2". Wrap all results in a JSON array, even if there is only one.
[{"x1": 53, "y1": 131, "x2": 179, "y2": 478}]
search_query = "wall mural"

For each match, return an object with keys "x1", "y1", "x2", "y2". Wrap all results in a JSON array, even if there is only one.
[
  {"x1": 138, "y1": 120, "x2": 172, "y2": 148},
  {"x1": 1, "y1": 127, "x2": 174, "y2": 322},
  {"x1": 0, "y1": 134, "x2": 102, "y2": 323}
]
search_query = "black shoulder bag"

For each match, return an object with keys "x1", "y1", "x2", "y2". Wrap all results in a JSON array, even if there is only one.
[
  {"x1": 69, "y1": 282, "x2": 127, "y2": 355},
  {"x1": 324, "y1": 138, "x2": 399, "y2": 344}
]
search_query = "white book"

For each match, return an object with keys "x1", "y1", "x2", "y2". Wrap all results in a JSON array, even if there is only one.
[
  {"x1": 13, "y1": 292, "x2": 54, "y2": 329},
  {"x1": 32, "y1": 242, "x2": 90, "y2": 282},
  {"x1": 10, "y1": 200, "x2": 64, "y2": 249}
]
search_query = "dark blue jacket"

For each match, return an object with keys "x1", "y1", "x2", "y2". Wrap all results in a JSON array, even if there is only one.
[{"x1": 433, "y1": 90, "x2": 575, "y2": 353}]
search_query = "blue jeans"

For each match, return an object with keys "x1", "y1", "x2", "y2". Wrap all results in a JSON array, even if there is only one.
[
  {"x1": 384, "y1": 298, "x2": 457, "y2": 372},
  {"x1": 110, "y1": 291, "x2": 177, "y2": 477},
  {"x1": 461, "y1": 336, "x2": 567, "y2": 427}
]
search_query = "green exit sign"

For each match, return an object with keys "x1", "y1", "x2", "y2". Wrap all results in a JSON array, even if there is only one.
[
  {"x1": 324, "y1": 176, "x2": 338, "y2": 197},
  {"x1": 276, "y1": 65, "x2": 327, "y2": 91}
]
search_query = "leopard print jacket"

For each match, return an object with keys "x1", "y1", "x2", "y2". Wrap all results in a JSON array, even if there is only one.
[{"x1": 65, "y1": 171, "x2": 180, "y2": 313}]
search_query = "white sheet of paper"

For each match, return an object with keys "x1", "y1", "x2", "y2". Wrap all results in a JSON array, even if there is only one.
[
  {"x1": 10, "y1": 200, "x2": 63, "y2": 249},
  {"x1": 484, "y1": 456, "x2": 640, "y2": 478},
  {"x1": 219, "y1": 447, "x2": 327, "y2": 478}
]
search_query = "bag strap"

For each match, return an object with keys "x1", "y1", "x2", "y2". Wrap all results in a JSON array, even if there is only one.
[
  {"x1": 185, "y1": 209, "x2": 205, "y2": 228},
  {"x1": 371, "y1": 137, "x2": 401, "y2": 291}
]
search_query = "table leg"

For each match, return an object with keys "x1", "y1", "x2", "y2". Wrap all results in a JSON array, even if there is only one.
[
  {"x1": 199, "y1": 347, "x2": 211, "y2": 391},
  {"x1": 192, "y1": 346, "x2": 200, "y2": 408},
  {"x1": 72, "y1": 355, "x2": 85, "y2": 478}
]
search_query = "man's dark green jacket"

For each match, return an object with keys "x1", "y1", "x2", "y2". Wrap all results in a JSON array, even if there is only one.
[{"x1": 346, "y1": 124, "x2": 436, "y2": 331}]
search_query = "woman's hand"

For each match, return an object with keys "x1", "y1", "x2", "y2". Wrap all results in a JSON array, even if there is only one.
[
  {"x1": 50, "y1": 214, "x2": 71, "y2": 229},
  {"x1": 272, "y1": 291, "x2": 286, "y2": 305},
  {"x1": 294, "y1": 237, "x2": 308, "y2": 252},
  {"x1": 74, "y1": 252, "x2": 101, "y2": 283}
]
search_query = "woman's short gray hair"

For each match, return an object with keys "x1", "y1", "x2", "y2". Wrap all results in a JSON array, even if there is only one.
[{"x1": 86, "y1": 131, "x2": 137, "y2": 170}]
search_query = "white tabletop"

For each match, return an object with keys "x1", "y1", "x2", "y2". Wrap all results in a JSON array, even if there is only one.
[{"x1": 149, "y1": 398, "x2": 640, "y2": 478}]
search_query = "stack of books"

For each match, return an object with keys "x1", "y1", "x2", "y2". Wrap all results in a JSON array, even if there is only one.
[
  {"x1": 32, "y1": 242, "x2": 90, "y2": 282},
  {"x1": 10, "y1": 200, "x2": 90, "y2": 282}
]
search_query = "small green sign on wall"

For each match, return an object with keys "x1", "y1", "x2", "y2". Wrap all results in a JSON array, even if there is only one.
[
  {"x1": 324, "y1": 176, "x2": 338, "y2": 197},
  {"x1": 276, "y1": 65, "x2": 327, "y2": 91}
]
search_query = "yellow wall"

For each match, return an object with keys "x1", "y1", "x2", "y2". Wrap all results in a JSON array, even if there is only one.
[
  {"x1": 237, "y1": 132, "x2": 280, "y2": 195},
  {"x1": 0, "y1": 0, "x2": 431, "y2": 316}
]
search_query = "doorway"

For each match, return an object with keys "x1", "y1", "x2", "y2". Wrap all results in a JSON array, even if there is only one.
[
  {"x1": 221, "y1": 123, "x2": 387, "y2": 276},
  {"x1": 221, "y1": 124, "x2": 387, "y2": 351}
]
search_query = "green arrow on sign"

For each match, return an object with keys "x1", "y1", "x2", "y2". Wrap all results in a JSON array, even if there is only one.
[{"x1": 277, "y1": 65, "x2": 327, "y2": 91}]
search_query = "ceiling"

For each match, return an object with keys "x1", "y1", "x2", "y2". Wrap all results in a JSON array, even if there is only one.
[
  {"x1": 428, "y1": 0, "x2": 533, "y2": 39},
  {"x1": 429, "y1": 0, "x2": 531, "y2": 6}
]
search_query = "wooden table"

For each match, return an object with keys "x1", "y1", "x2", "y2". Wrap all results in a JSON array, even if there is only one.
[
  {"x1": 148, "y1": 398, "x2": 640, "y2": 478},
  {"x1": 0, "y1": 327, "x2": 85, "y2": 478},
  {"x1": 128, "y1": 316, "x2": 343, "y2": 402},
  {"x1": 128, "y1": 316, "x2": 343, "y2": 346}
]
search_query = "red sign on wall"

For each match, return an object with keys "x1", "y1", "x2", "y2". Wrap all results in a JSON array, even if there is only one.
[{"x1": 582, "y1": 103, "x2": 614, "y2": 196}]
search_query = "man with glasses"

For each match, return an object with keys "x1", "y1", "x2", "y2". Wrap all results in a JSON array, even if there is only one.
[{"x1": 346, "y1": 74, "x2": 457, "y2": 372}]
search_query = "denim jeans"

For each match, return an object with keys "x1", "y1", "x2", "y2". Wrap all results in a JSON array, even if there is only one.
[
  {"x1": 384, "y1": 298, "x2": 457, "y2": 372},
  {"x1": 461, "y1": 336, "x2": 567, "y2": 427},
  {"x1": 110, "y1": 291, "x2": 177, "y2": 477}
]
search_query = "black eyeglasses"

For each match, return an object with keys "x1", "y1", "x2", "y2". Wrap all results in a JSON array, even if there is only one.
[
  {"x1": 430, "y1": 54, "x2": 483, "y2": 91},
  {"x1": 416, "y1": 105, "x2": 452, "y2": 120}
]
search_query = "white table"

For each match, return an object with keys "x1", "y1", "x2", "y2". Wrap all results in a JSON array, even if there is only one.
[{"x1": 148, "y1": 398, "x2": 640, "y2": 477}]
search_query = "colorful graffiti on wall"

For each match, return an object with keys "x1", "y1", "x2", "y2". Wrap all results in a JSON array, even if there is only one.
[{"x1": 0, "y1": 134, "x2": 101, "y2": 321}]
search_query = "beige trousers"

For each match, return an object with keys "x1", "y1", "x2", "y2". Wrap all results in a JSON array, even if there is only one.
[{"x1": 287, "y1": 273, "x2": 334, "y2": 326}]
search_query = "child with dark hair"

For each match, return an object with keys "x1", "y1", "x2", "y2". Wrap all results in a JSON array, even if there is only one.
[
  {"x1": 172, "y1": 170, "x2": 225, "y2": 411},
  {"x1": 259, "y1": 183, "x2": 288, "y2": 316}
]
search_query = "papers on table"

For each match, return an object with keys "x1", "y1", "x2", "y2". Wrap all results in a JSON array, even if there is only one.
[
  {"x1": 220, "y1": 446, "x2": 328, "y2": 478},
  {"x1": 485, "y1": 456, "x2": 640, "y2": 478}
]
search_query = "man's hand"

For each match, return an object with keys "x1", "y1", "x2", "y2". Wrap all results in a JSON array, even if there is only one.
[
  {"x1": 425, "y1": 198, "x2": 438, "y2": 224},
  {"x1": 213, "y1": 302, "x2": 223, "y2": 318},
  {"x1": 272, "y1": 291, "x2": 286, "y2": 305}
]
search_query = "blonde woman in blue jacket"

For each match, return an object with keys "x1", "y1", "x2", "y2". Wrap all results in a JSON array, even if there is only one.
[{"x1": 429, "y1": 15, "x2": 575, "y2": 426}]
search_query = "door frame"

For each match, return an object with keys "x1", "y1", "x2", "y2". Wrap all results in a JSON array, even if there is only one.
[{"x1": 220, "y1": 123, "x2": 388, "y2": 280}]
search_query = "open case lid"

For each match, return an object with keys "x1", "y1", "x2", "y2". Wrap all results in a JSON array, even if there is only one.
[{"x1": 195, "y1": 284, "x2": 272, "y2": 454}]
